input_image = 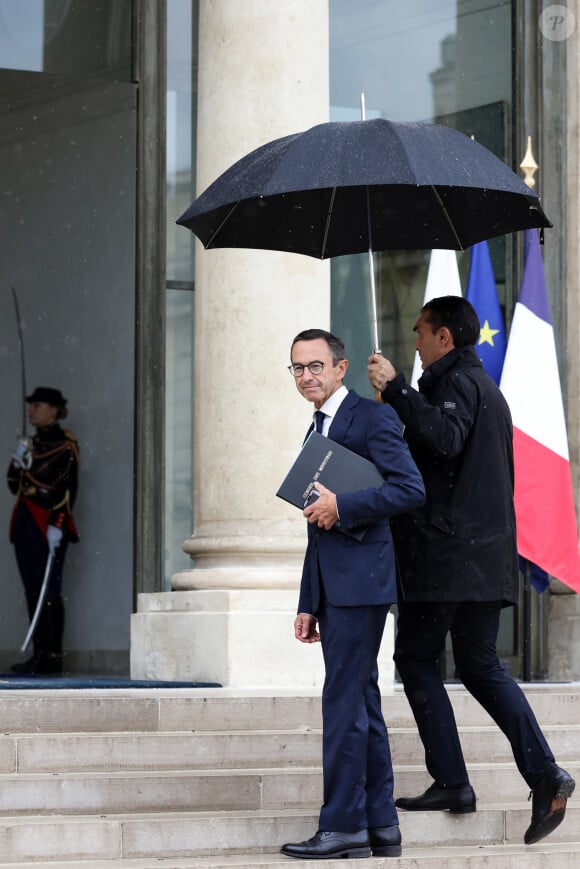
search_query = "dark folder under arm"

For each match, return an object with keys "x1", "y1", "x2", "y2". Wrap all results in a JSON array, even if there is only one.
[{"x1": 276, "y1": 431, "x2": 384, "y2": 540}]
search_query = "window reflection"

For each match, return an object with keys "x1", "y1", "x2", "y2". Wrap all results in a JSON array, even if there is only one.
[
  {"x1": 330, "y1": 0, "x2": 512, "y2": 393},
  {"x1": 165, "y1": 289, "x2": 194, "y2": 586},
  {"x1": 0, "y1": 0, "x2": 44, "y2": 71},
  {"x1": 330, "y1": 0, "x2": 526, "y2": 677},
  {"x1": 0, "y1": 0, "x2": 131, "y2": 78},
  {"x1": 165, "y1": 0, "x2": 198, "y2": 587},
  {"x1": 167, "y1": 0, "x2": 197, "y2": 283}
]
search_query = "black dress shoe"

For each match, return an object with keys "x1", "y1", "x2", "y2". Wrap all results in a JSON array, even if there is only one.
[
  {"x1": 369, "y1": 824, "x2": 402, "y2": 857},
  {"x1": 10, "y1": 652, "x2": 63, "y2": 676},
  {"x1": 396, "y1": 782, "x2": 476, "y2": 814},
  {"x1": 280, "y1": 829, "x2": 371, "y2": 859},
  {"x1": 524, "y1": 765, "x2": 575, "y2": 845}
]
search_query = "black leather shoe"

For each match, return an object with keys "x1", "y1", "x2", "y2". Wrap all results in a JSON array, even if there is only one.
[
  {"x1": 369, "y1": 824, "x2": 402, "y2": 857},
  {"x1": 396, "y1": 782, "x2": 476, "y2": 814},
  {"x1": 10, "y1": 652, "x2": 63, "y2": 675},
  {"x1": 524, "y1": 765, "x2": 575, "y2": 845},
  {"x1": 280, "y1": 829, "x2": 371, "y2": 859}
]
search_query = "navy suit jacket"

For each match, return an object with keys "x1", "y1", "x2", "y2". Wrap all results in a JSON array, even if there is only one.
[{"x1": 297, "y1": 389, "x2": 425, "y2": 615}]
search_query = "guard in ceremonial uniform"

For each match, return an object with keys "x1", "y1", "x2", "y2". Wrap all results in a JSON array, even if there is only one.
[{"x1": 7, "y1": 387, "x2": 79, "y2": 675}]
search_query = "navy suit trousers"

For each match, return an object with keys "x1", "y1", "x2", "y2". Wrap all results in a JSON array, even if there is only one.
[
  {"x1": 394, "y1": 601, "x2": 555, "y2": 789},
  {"x1": 317, "y1": 597, "x2": 398, "y2": 831}
]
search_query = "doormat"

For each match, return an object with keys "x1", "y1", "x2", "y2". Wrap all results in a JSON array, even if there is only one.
[{"x1": 0, "y1": 676, "x2": 222, "y2": 689}]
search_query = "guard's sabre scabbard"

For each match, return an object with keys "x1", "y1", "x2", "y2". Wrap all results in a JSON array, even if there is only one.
[
  {"x1": 11, "y1": 286, "x2": 27, "y2": 438},
  {"x1": 20, "y1": 552, "x2": 54, "y2": 653}
]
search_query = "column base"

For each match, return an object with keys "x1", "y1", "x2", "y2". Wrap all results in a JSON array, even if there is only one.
[
  {"x1": 548, "y1": 590, "x2": 580, "y2": 680},
  {"x1": 130, "y1": 587, "x2": 325, "y2": 688},
  {"x1": 131, "y1": 583, "x2": 395, "y2": 688}
]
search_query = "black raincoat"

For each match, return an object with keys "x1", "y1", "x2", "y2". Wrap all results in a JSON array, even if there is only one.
[{"x1": 382, "y1": 345, "x2": 518, "y2": 604}]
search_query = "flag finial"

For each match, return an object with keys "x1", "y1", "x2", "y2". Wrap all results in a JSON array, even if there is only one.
[{"x1": 520, "y1": 136, "x2": 538, "y2": 188}]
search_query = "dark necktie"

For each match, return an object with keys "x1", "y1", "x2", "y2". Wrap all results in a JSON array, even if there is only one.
[
  {"x1": 303, "y1": 410, "x2": 327, "y2": 444},
  {"x1": 315, "y1": 410, "x2": 327, "y2": 434}
]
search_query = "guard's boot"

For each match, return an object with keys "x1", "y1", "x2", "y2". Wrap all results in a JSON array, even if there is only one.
[
  {"x1": 12, "y1": 599, "x2": 64, "y2": 675},
  {"x1": 39, "y1": 597, "x2": 64, "y2": 673},
  {"x1": 10, "y1": 595, "x2": 43, "y2": 673},
  {"x1": 10, "y1": 648, "x2": 62, "y2": 675}
]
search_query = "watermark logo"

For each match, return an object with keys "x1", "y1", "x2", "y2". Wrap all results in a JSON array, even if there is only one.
[{"x1": 539, "y1": 5, "x2": 576, "y2": 41}]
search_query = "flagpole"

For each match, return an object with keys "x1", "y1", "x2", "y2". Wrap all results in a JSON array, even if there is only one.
[
  {"x1": 519, "y1": 139, "x2": 537, "y2": 683},
  {"x1": 522, "y1": 560, "x2": 532, "y2": 681}
]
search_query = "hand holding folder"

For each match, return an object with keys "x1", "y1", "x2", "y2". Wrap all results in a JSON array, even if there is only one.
[{"x1": 276, "y1": 432, "x2": 384, "y2": 540}]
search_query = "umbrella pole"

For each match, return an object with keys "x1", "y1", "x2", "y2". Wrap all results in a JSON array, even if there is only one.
[
  {"x1": 366, "y1": 204, "x2": 380, "y2": 353},
  {"x1": 367, "y1": 225, "x2": 382, "y2": 401},
  {"x1": 360, "y1": 94, "x2": 381, "y2": 354}
]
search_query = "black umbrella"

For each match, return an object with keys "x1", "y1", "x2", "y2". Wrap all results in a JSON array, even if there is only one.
[
  {"x1": 177, "y1": 116, "x2": 551, "y2": 348},
  {"x1": 177, "y1": 117, "x2": 550, "y2": 254}
]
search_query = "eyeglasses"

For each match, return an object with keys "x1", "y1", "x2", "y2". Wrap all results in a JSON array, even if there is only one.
[{"x1": 288, "y1": 361, "x2": 325, "y2": 377}]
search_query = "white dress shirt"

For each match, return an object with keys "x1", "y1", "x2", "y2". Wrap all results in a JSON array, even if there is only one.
[{"x1": 314, "y1": 385, "x2": 349, "y2": 436}]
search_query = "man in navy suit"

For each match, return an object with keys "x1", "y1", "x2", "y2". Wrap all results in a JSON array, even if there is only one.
[{"x1": 281, "y1": 329, "x2": 425, "y2": 860}]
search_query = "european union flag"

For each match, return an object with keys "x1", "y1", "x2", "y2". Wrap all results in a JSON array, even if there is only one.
[
  {"x1": 518, "y1": 555, "x2": 550, "y2": 593},
  {"x1": 465, "y1": 241, "x2": 507, "y2": 384}
]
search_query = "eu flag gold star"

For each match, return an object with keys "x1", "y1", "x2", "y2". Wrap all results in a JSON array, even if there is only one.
[{"x1": 479, "y1": 320, "x2": 500, "y2": 346}]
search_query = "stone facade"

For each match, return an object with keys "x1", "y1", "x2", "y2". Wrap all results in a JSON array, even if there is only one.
[{"x1": 131, "y1": 0, "x2": 580, "y2": 687}]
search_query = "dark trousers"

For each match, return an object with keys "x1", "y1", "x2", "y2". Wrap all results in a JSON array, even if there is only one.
[
  {"x1": 394, "y1": 601, "x2": 555, "y2": 790},
  {"x1": 317, "y1": 598, "x2": 398, "y2": 831},
  {"x1": 12, "y1": 503, "x2": 66, "y2": 656}
]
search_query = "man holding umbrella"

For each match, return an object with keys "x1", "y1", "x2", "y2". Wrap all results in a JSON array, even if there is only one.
[
  {"x1": 368, "y1": 295, "x2": 575, "y2": 846},
  {"x1": 281, "y1": 328, "x2": 425, "y2": 860}
]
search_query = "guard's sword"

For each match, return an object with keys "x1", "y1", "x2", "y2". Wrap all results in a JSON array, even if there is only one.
[
  {"x1": 11, "y1": 286, "x2": 27, "y2": 439},
  {"x1": 20, "y1": 552, "x2": 54, "y2": 653}
]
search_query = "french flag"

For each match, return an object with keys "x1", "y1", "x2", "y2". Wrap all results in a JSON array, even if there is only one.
[{"x1": 500, "y1": 230, "x2": 580, "y2": 592}]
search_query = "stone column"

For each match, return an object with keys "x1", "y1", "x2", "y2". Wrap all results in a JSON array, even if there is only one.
[
  {"x1": 132, "y1": 0, "x2": 397, "y2": 688},
  {"x1": 132, "y1": 0, "x2": 328, "y2": 686}
]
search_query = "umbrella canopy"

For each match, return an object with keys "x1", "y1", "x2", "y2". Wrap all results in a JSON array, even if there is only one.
[{"x1": 177, "y1": 118, "x2": 551, "y2": 258}]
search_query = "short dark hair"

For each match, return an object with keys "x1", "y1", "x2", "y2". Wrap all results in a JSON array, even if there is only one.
[
  {"x1": 291, "y1": 329, "x2": 346, "y2": 366},
  {"x1": 421, "y1": 296, "x2": 480, "y2": 347}
]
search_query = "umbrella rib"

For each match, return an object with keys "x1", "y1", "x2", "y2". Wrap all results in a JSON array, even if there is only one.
[
  {"x1": 205, "y1": 200, "x2": 242, "y2": 248},
  {"x1": 321, "y1": 188, "x2": 337, "y2": 259},
  {"x1": 429, "y1": 186, "x2": 464, "y2": 250}
]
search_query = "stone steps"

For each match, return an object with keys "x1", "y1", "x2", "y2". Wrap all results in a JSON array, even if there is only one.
[
  {"x1": 4, "y1": 722, "x2": 579, "y2": 773},
  {"x1": 0, "y1": 686, "x2": 577, "y2": 865},
  {"x1": 0, "y1": 805, "x2": 578, "y2": 863},
  {"x1": 1, "y1": 760, "x2": 580, "y2": 816},
  {"x1": 1, "y1": 685, "x2": 579, "y2": 731},
  {"x1": 2, "y1": 846, "x2": 580, "y2": 869}
]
